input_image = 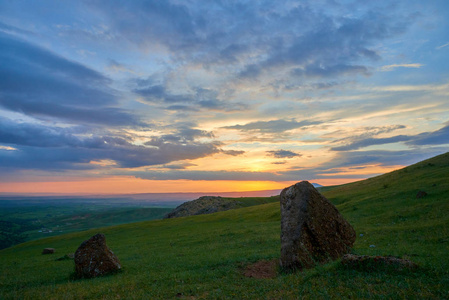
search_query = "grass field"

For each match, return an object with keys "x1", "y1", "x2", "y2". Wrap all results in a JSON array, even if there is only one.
[{"x1": 0, "y1": 152, "x2": 448, "y2": 299}]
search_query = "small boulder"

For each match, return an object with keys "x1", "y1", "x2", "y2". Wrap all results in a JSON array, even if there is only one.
[
  {"x1": 280, "y1": 181, "x2": 356, "y2": 270},
  {"x1": 74, "y1": 233, "x2": 121, "y2": 278},
  {"x1": 42, "y1": 248, "x2": 55, "y2": 254},
  {"x1": 416, "y1": 191, "x2": 428, "y2": 198}
]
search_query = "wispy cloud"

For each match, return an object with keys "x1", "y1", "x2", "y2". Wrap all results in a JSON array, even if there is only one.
[
  {"x1": 331, "y1": 124, "x2": 449, "y2": 151},
  {"x1": 266, "y1": 150, "x2": 302, "y2": 159},
  {"x1": 380, "y1": 63, "x2": 424, "y2": 72},
  {"x1": 436, "y1": 42, "x2": 449, "y2": 50},
  {"x1": 0, "y1": 145, "x2": 17, "y2": 151},
  {"x1": 222, "y1": 119, "x2": 321, "y2": 133},
  {"x1": 107, "y1": 59, "x2": 138, "y2": 74}
]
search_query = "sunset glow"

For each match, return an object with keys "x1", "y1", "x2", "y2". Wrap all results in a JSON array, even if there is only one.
[{"x1": 0, "y1": 178, "x2": 296, "y2": 195}]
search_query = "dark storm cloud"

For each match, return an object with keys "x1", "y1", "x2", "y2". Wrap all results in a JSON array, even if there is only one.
[
  {"x1": 267, "y1": 150, "x2": 302, "y2": 159},
  {"x1": 0, "y1": 32, "x2": 139, "y2": 126},
  {"x1": 223, "y1": 119, "x2": 320, "y2": 133}
]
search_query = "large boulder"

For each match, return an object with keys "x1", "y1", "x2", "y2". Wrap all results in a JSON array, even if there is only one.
[
  {"x1": 280, "y1": 181, "x2": 356, "y2": 270},
  {"x1": 74, "y1": 233, "x2": 121, "y2": 278}
]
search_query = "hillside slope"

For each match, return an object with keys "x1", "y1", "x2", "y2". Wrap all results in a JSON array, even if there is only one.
[{"x1": 0, "y1": 152, "x2": 448, "y2": 299}]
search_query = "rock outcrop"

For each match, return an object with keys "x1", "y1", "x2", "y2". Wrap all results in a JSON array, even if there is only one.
[
  {"x1": 280, "y1": 181, "x2": 356, "y2": 270},
  {"x1": 74, "y1": 233, "x2": 121, "y2": 278},
  {"x1": 164, "y1": 196, "x2": 243, "y2": 218}
]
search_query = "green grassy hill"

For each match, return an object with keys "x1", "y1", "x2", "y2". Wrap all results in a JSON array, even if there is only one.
[{"x1": 1, "y1": 152, "x2": 448, "y2": 299}]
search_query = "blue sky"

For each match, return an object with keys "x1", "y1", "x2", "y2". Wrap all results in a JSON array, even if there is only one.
[{"x1": 0, "y1": 0, "x2": 448, "y2": 193}]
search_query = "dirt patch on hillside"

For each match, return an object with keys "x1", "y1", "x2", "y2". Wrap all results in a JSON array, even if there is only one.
[{"x1": 243, "y1": 259, "x2": 278, "y2": 279}]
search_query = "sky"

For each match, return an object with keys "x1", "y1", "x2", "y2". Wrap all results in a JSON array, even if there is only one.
[{"x1": 0, "y1": 0, "x2": 448, "y2": 195}]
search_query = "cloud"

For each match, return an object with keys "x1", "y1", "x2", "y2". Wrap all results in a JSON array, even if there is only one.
[
  {"x1": 134, "y1": 81, "x2": 246, "y2": 111},
  {"x1": 331, "y1": 124, "x2": 449, "y2": 151},
  {"x1": 107, "y1": 145, "x2": 448, "y2": 182},
  {"x1": 0, "y1": 145, "x2": 17, "y2": 151},
  {"x1": 0, "y1": 32, "x2": 140, "y2": 126},
  {"x1": 108, "y1": 59, "x2": 137, "y2": 74},
  {"x1": 85, "y1": 0, "x2": 196, "y2": 50},
  {"x1": 126, "y1": 169, "x2": 284, "y2": 181},
  {"x1": 145, "y1": 125, "x2": 215, "y2": 146},
  {"x1": 237, "y1": 7, "x2": 410, "y2": 81},
  {"x1": 436, "y1": 42, "x2": 449, "y2": 50},
  {"x1": 221, "y1": 150, "x2": 245, "y2": 156},
  {"x1": 331, "y1": 135, "x2": 411, "y2": 151},
  {"x1": 83, "y1": 1, "x2": 413, "y2": 85},
  {"x1": 292, "y1": 64, "x2": 369, "y2": 78},
  {"x1": 0, "y1": 21, "x2": 34, "y2": 36},
  {"x1": 267, "y1": 150, "x2": 302, "y2": 159},
  {"x1": 0, "y1": 119, "x2": 223, "y2": 171},
  {"x1": 0, "y1": 118, "x2": 103, "y2": 148},
  {"x1": 223, "y1": 119, "x2": 321, "y2": 133},
  {"x1": 380, "y1": 63, "x2": 424, "y2": 72},
  {"x1": 323, "y1": 149, "x2": 445, "y2": 170},
  {"x1": 162, "y1": 162, "x2": 197, "y2": 170},
  {"x1": 0, "y1": 1, "x2": 444, "y2": 185},
  {"x1": 329, "y1": 124, "x2": 406, "y2": 143},
  {"x1": 408, "y1": 124, "x2": 449, "y2": 145},
  {"x1": 271, "y1": 161, "x2": 287, "y2": 165}
]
